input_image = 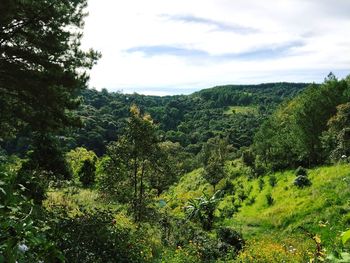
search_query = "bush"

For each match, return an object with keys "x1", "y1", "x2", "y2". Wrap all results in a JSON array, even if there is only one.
[
  {"x1": 221, "y1": 180, "x2": 235, "y2": 195},
  {"x1": 1, "y1": 168, "x2": 62, "y2": 262},
  {"x1": 269, "y1": 175, "x2": 277, "y2": 187},
  {"x1": 266, "y1": 193, "x2": 274, "y2": 206},
  {"x1": 217, "y1": 227, "x2": 245, "y2": 255},
  {"x1": 258, "y1": 177, "x2": 265, "y2": 191},
  {"x1": 295, "y1": 166, "x2": 308, "y2": 177},
  {"x1": 246, "y1": 196, "x2": 256, "y2": 206},
  {"x1": 294, "y1": 175, "x2": 312, "y2": 188},
  {"x1": 78, "y1": 159, "x2": 96, "y2": 187},
  {"x1": 49, "y1": 209, "x2": 156, "y2": 262}
]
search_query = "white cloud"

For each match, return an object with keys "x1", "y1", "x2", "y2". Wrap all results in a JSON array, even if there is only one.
[{"x1": 82, "y1": 0, "x2": 350, "y2": 95}]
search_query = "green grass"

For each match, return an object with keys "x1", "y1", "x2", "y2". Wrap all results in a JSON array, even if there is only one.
[
  {"x1": 223, "y1": 106, "x2": 258, "y2": 115},
  {"x1": 44, "y1": 186, "x2": 119, "y2": 216},
  {"x1": 163, "y1": 163, "x2": 350, "y2": 251},
  {"x1": 45, "y1": 163, "x2": 350, "y2": 260},
  {"x1": 228, "y1": 165, "x2": 350, "y2": 245}
]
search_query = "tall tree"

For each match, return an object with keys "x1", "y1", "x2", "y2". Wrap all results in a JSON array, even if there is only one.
[
  {"x1": 0, "y1": 0, "x2": 100, "y2": 138},
  {"x1": 100, "y1": 105, "x2": 160, "y2": 221},
  {"x1": 201, "y1": 137, "x2": 229, "y2": 190}
]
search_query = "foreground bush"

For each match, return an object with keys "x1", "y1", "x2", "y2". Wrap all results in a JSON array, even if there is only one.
[{"x1": 48, "y1": 208, "x2": 158, "y2": 262}]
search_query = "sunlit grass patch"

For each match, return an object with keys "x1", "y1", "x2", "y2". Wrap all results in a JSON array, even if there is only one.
[{"x1": 224, "y1": 106, "x2": 258, "y2": 115}]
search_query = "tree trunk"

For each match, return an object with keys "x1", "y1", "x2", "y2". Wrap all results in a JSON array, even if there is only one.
[
  {"x1": 138, "y1": 160, "x2": 145, "y2": 222},
  {"x1": 133, "y1": 157, "x2": 138, "y2": 220}
]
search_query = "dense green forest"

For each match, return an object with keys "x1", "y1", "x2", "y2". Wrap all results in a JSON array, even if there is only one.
[{"x1": 1, "y1": 1, "x2": 350, "y2": 262}]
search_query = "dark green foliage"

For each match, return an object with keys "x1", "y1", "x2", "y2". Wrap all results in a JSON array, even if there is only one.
[
  {"x1": 16, "y1": 135, "x2": 71, "y2": 203},
  {"x1": 254, "y1": 74, "x2": 349, "y2": 170},
  {"x1": 266, "y1": 193, "x2": 274, "y2": 206},
  {"x1": 294, "y1": 175, "x2": 312, "y2": 188},
  {"x1": 4, "y1": 83, "x2": 307, "y2": 157},
  {"x1": 22, "y1": 135, "x2": 71, "y2": 180},
  {"x1": 78, "y1": 158, "x2": 96, "y2": 187},
  {"x1": 242, "y1": 148, "x2": 255, "y2": 168},
  {"x1": 322, "y1": 101, "x2": 350, "y2": 162},
  {"x1": 221, "y1": 180, "x2": 235, "y2": 195},
  {"x1": 97, "y1": 145, "x2": 131, "y2": 203},
  {"x1": 0, "y1": 0, "x2": 99, "y2": 138},
  {"x1": 269, "y1": 175, "x2": 277, "y2": 187},
  {"x1": 185, "y1": 191, "x2": 222, "y2": 231},
  {"x1": 201, "y1": 137, "x2": 229, "y2": 190},
  {"x1": 49, "y1": 209, "x2": 152, "y2": 263},
  {"x1": 246, "y1": 196, "x2": 256, "y2": 206},
  {"x1": 217, "y1": 227, "x2": 245, "y2": 253},
  {"x1": 0, "y1": 164, "x2": 63, "y2": 262},
  {"x1": 98, "y1": 105, "x2": 163, "y2": 221},
  {"x1": 258, "y1": 177, "x2": 265, "y2": 191},
  {"x1": 14, "y1": 170, "x2": 48, "y2": 205},
  {"x1": 295, "y1": 166, "x2": 308, "y2": 177}
]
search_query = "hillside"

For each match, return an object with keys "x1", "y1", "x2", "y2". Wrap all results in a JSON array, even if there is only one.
[
  {"x1": 1, "y1": 82, "x2": 308, "y2": 157},
  {"x1": 162, "y1": 163, "x2": 350, "y2": 262}
]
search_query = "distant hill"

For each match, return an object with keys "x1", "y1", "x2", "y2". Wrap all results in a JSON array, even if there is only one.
[{"x1": 2, "y1": 82, "x2": 309, "y2": 156}]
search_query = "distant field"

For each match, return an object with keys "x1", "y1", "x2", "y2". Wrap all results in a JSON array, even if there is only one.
[{"x1": 224, "y1": 105, "x2": 258, "y2": 115}]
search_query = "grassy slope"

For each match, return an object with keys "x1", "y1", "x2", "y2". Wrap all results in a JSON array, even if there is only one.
[
  {"x1": 163, "y1": 164, "x2": 350, "y2": 250},
  {"x1": 223, "y1": 106, "x2": 258, "y2": 115}
]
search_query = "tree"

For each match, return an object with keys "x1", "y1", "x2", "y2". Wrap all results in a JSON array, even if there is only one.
[
  {"x1": 322, "y1": 102, "x2": 350, "y2": 161},
  {"x1": 66, "y1": 147, "x2": 97, "y2": 182},
  {"x1": 100, "y1": 105, "x2": 160, "y2": 221},
  {"x1": 78, "y1": 158, "x2": 96, "y2": 187},
  {"x1": 201, "y1": 137, "x2": 229, "y2": 190},
  {"x1": 253, "y1": 74, "x2": 349, "y2": 169},
  {"x1": 185, "y1": 191, "x2": 222, "y2": 231},
  {"x1": 97, "y1": 139, "x2": 131, "y2": 203},
  {"x1": 0, "y1": 0, "x2": 100, "y2": 138},
  {"x1": 126, "y1": 105, "x2": 159, "y2": 221},
  {"x1": 149, "y1": 141, "x2": 192, "y2": 196},
  {"x1": 16, "y1": 134, "x2": 71, "y2": 203}
]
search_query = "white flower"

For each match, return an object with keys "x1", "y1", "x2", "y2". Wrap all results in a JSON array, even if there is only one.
[
  {"x1": 18, "y1": 243, "x2": 29, "y2": 253},
  {"x1": 341, "y1": 155, "x2": 347, "y2": 159}
]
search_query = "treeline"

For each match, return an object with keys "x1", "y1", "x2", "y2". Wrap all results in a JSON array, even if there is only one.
[
  {"x1": 2, "y1": 82, "x2": 308, "y2": 158},
  {"x1": 249, "y1": 73, "x2": 350, "y2": 172}
]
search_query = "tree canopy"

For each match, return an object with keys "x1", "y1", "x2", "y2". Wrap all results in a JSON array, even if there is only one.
[{"x1": 0, "y1": 0, "x2": 100, "y2": 137}]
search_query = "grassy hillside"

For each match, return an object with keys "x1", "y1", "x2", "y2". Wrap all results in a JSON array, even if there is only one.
[{"x1": 162, "y1": 163, "x2": 350, "y2": 262}]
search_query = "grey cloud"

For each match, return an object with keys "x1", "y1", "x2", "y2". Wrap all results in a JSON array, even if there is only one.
[
  {"x1": 125, "y1": 41, "x2": 305, "y2": 62},
  {"x1": 162, "y1": 14, "x2": 259, "y2": 34}
]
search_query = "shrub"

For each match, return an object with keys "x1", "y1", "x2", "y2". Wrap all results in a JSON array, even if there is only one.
[
  {"x1": 254, "y1": 162, "x2": 266, "y2": 177},
  {"x1": 295, "y1": 166, "x2": 308, "y2": 177},
  {"x1": 49, "y1": 209, "x2": 156, "y2": 262},
  {"x1": 217, "y1": 227, "x2": 245, "y2": 255},
  {"x1": 258, "y1": 177, "x2": 265, "y2": 191},
  {"x1": 269, "y1": 175, "x2": 277, "y2": 187},
  {"x1": 237, "y1": 189, "x2": 248, "y2": 202},
  {"x1": 266, "y1": 193, "x2": 274, "y2": 206},
  {"x1": 294, "y1": 175, "x2": 312, "y2": 188},
  {"x1": 221, "y1": 180, "x2": 235, "y2": 195},
  {"x1": 78, "y1": 159, "x2": 96, "y2": 187},
  {"x1": 246, "y1": 196, "x2": 256, "y2": 206}
]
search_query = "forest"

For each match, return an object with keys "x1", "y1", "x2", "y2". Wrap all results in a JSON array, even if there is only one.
[{"x1": 1, "y1": 1, "x2": 350, "y2": 262}]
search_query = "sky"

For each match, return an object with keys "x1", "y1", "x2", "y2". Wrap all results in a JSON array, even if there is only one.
[{"x1": 81, "y1": 0, "x2": 350, "y2": 95}]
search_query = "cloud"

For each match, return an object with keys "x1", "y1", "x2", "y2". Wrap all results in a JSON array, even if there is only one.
[
  {"x1": 82, "y1": 0, "x2": 350, "y2": 95},
  {"x1": 162, "y1": 14, "x2": 258, "y2": 34},
  {"x1": 125, "y1": 41, "x2": 305, "y2": 62},
  {"x1": 125, "y1": 45, "x2": 208, "y2": 58}
]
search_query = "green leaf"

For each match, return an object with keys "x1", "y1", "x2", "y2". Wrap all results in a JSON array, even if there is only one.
[{"x1": 342, "y1": 229, "x2": 350, "y2": 245}]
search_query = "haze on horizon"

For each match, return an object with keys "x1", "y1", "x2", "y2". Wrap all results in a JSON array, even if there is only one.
[{"x1": 82, "y1": 0, "x2": 350, "y2": 96}]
